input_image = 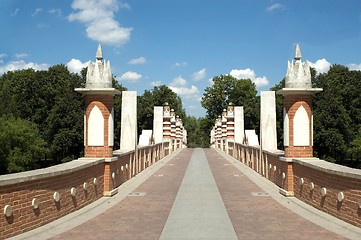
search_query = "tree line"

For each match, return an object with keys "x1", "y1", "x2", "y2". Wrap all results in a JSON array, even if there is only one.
[{"x1": 1, "y1": 63, "x2": 360, "y2": 174}]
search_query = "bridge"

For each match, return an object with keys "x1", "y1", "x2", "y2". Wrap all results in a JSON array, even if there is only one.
[
  {"x1": 1, "y1": 44, "x2": 361, "y2": 239},
  {"x1": 5, "y1": 148, "x2": 361, "y2": 240}
]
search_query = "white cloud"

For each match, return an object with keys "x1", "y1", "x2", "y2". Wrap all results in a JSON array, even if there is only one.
[
  {"x1": 266, "y1": 3, "x2": 284, "y2": 12},
  {"x1": 172, "y1": 62, "x2": 187, "y2": 68},
  {"x1": 309, "y1": 59, "x2": 331, "y2": 74},
  {"x1": 128, "y1": 56, "x2": 146, "y2": 65},
  {"x1": 192, "y1": 68, "x2": 206, "y2": 81},
  {"x1": 150, "y1": 80, "x2": 161, "y2": 87},
  {"x1": 11, "y1": 8, "x2": 20, "y2": 16},
  {"x1": 169, "y1": 75, "x2": 200, "y2": 99},
  {"x1": 169, "y1": 85, "x2": 200, "y2": 99},
  {"x1": 170, "y1": 75, "x2": 187, "y2": 87},
  {"x1": 117, "y1": 71, "x2": 142, "y2": 82},
  {"x1": 229, "y1": 68, "x2": 269, "y2": 87},
  {"x1": 32, "y1": 8, "x2": 43, "y2": 16},
  {"x1": 15, "y1": 53, "x2": 28, "y2": 59},
  {"x1": 0, "y1": 60, "x2": 49, "y2": 75},
  {"x1": 49, "y1": 8, "x2": 62, "y2": 17},
  {"x1": 36, "y1": 23, "x2": 49, "y2": 29},
  {"x1": 66, "y1": 59, "x2": 89, "y2": 74},
  {"x1": 0, "y1": 53, "x2": 7, "y2": 58},
  {"x1": 347, "y1": 63, "x2": 361, "y2": 71},
  {"x1": 68, "y1": 0, "x2": 132, "y2": 47}
]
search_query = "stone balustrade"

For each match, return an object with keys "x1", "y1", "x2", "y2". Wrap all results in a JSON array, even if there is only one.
[
  {"x1": 0, "y1": 143, "x2": 168, "y2": 240},
  {"x1": 225, "y1": 141, "x2": 361, "y2": 229}
]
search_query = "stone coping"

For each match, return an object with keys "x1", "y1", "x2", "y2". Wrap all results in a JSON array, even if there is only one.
[
  {"x1": 0, "y1": 158, "x2": 105, "y2": 186},
  {"x1": 74, "y1": 88, "x2": 121, "y2": 96},
  {"x1": 293, "y1": 158, "x2": 361, "y2": 180},
  {"x1": 0, "y1": 144, "x2": 163, "y2": 186},
  {"x1": 277, "y1": 88, "x2": 323, "y2": 95}
]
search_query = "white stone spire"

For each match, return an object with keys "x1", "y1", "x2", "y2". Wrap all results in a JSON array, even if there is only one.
[
  {"x1": 86, "y1": 44, "x2": 112, "y2": 89},
  {"x1": 96, "y1": 43, "x2": 103, "y2": 60},
  {"x1": 294, "y1": 43, "x2": 302, "y2": 60},
  {"x1": 285, "y1": 44, "x2": 311, "y2": 88}
]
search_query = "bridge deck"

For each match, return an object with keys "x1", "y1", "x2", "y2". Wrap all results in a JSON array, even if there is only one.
[{"x1": 11, "y1": 148, "x2": 361, "y2": 240}]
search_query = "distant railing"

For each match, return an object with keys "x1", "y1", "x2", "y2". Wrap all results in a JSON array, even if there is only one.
[
  {"x1": 221, "y1": 141, "x2": 361, "y2": 229},
  {"x1": 0, "y1": 142, "x2": 170, "y2": 240}
]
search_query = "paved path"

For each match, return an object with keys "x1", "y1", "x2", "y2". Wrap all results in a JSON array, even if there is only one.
[
  {"x1": 160, "y1": 148, "x2": 237, "y2": 239},
  {"x1": 11, "y1": 148, "x2": 361, "y2": 240}
]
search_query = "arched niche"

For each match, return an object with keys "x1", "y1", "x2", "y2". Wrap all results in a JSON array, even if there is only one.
[
  {"x1": 88, "y1": 105, "x2": 104, "y2": 146},
  {"x1": 294, "y1": 105, "x2": 309, "y2": 146}
]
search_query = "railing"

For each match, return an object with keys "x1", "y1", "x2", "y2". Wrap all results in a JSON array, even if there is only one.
[
  {"x1": 221, "y1": 140, "x2": 361, "y2": 229},
  {"x1": 0, "y1": 142, "x2": 169, "y2": 240}
]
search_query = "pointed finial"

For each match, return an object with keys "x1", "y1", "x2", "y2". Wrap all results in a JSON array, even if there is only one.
[
  {"x1": 96, "y1": 44, "x2": 103, "y2": 60},
  {"x1": 294, "y1": 44, "x2": 302, "y2": 60}
]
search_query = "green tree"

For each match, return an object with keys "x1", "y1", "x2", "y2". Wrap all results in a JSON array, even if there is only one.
[
  {"x1": 312, "y1": 65, "x2": 361, "y2": 167},
  {"x1": 138, "y1": 85, "x2": 186, "y2": 134},
  {"x1": 184, "y1": 116, "x2": 212, "y2": 148},
  {"x1": 201, "y1": 74, "x2": 259, "y2": 132},
  {"x1": 0, "y1": 117, "x2": 48, "y2": 174}
]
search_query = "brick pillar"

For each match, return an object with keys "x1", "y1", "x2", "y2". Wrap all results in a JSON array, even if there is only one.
[
  {"x1": 226, "y1": 104, "x2": 235, "y2": 155},
  {"x1": 84, "y1": 94, "x2": 115, "y2": 158},
  {"x1": 221, "y1": 109, "x2": 227, "y2": 152},
  {"x1": 283, "y1": 94, "x2": 314, "y2": 158},
  {"x1": 162, "y1": 103, "x2": 172, "y2": 154},
  {"x1": 170, "y1": 109, "x2": 176, "y2": 151}
]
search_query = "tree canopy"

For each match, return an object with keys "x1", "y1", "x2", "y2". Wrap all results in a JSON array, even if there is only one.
[
  {"x1": 201, "y1": 74, "x2": 259, "y2": 144},
  {"x1": 312, "y1": 65, "x2": 361, "y2": 167},
  {"x1": 137, "y1": 85, "x2": 186, "y2": 133},
  {"x1": 0, "y1": 65, "x2": 86, "y2": 172}
]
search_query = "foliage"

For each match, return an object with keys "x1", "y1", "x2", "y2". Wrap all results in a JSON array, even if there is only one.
[
  {"x1": 137, "y1": 85, "x2": 186, "y2": 134},
  {"x1": 312, "y1": 65, "x2": 361, "y2": 167},
  {"x1": 201, "y1": 75, "x2": 259, "y2": 142},
  {"x1": 0, "y1": 116, "x2": 48, "y2": 174},
  {"x1": 0, "y1": 65, "x2": 86, "y2": 173},
  {"x1": 183, "y1": 116, "x2": 212, "y2": 148}
]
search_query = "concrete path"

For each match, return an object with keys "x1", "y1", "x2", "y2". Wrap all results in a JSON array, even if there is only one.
[
  {"x1": 10, "y1": 148, "x2": 361, "y2": 240},
  {"x1": 159, "y1": 148, "x2": 237, "y2": 239}
]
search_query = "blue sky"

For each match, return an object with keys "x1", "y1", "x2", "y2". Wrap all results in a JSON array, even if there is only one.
[{"x1": 1, "y1": 0, "x2": 361, "y2": 117}]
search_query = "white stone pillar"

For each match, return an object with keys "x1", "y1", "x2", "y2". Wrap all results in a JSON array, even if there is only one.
[
  {"x1": 120, "y1": 91, "x2": 137, "y2": 152},
  {"x1": 153, "y1": 106, "x2": 163, "y2": 144},
  {"x1": 234, "y1": 107, "x2": 244, "y2": 144},
  {"x1": 260, "y1": 91, "x2": 277, "y2": 151}
]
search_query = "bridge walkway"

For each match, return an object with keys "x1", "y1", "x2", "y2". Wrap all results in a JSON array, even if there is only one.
[{"x1": 12, "y1": 148, "x2": 361, "y2": 240}]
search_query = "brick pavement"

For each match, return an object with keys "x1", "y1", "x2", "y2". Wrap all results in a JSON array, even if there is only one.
[
  {"x1": 50, "y1": 149, "x2": 193, "y2": 240},
  {"x1": 205, "y1": 148, "x2": 346, "y2": 240},
  {"x1": 34, "y1": 148, "x2": 356, "y2": 239}
]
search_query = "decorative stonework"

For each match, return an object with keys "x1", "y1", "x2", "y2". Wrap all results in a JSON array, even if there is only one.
[
  {"x1": 75, "y1": 44, "x2": 120, "y2": 158},
  {"x1": 86, "y1": 44, "x2": 112, "y2": 89},
  {"x1": 285, "y1": 44, "x2": 312, "y2": 89},
  {"x1": 277, "y1": 44, "x2": 322, "y2": 158}
]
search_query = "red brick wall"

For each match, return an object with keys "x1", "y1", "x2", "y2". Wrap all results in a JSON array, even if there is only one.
[
  {"x1": 229, "y1": 143, "x2": 361, "y2": 229},
  {"x1": 0, "y1": 143, "x2": 168, "y2": 240},
  {"x1": 293, "y1": 163, "x2": 361, "y2": 227},
  {"x1": 0, "y1": 163, "x2": 104, "y2": 239}
]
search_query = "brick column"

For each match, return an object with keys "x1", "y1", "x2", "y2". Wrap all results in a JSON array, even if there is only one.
[
  {"x1": 84, "y1": 94, "x2": 115, "y2": 158},
  {"x1": 162, "y1": 103, "x2": 172, "y2": 154},
  {"x1": 283, "y1": 94, "x2": 314, "y2": 158},
  {"x1": 226, "y1": 104, "x2": 235, "y2": 155}
]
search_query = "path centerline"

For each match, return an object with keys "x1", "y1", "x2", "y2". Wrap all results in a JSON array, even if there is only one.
[{"x1": 160, "y1": 148, "x2": 237, "y2": 240}]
